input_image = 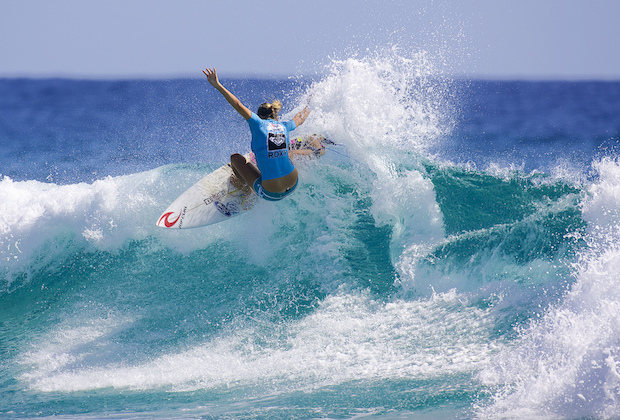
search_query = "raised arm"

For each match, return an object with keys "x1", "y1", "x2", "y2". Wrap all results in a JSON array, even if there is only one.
[
  {"x1": 293, "y1": 106, "x2": 311, "y2": 127},
  {"x1": 203, "y1": 68, "x2": 252, "y2": 120}
]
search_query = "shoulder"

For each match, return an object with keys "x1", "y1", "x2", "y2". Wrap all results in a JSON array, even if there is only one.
[{"x1": 247, "y1": 112, "x2": 262, "y2": 126}]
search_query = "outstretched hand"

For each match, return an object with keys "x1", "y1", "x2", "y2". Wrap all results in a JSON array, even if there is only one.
[
  {"x1": 202, "y1": 67, "x2": 252, "y2": 120},
  {"x1": 203, "y1": 68, "x2": 220, "y2": 87}
]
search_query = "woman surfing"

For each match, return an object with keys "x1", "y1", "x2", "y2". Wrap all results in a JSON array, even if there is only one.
[{"x1": 203, "y1": 68, "x2": 310, "y2": 201}]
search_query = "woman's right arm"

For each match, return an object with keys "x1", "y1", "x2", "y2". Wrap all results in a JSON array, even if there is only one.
[
  {"x1": 203, "y1": 68, "x2": 252, "y2": 120},
  {"x1": 293, "y1": 106, "x2": 310, "y2": 127}
]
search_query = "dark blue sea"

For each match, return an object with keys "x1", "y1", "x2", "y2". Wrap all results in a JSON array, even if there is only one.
[{"x1": 2, "y1": 53, "x2": 620, "y2": 419}]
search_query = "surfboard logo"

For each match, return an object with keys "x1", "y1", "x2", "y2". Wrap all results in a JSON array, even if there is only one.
[
  {"x1": 158, "y1": 211, "x2": 181, "y2": 228},
  {"x1": 214, "y1": 201, "x2": 239, "y2": 217}
]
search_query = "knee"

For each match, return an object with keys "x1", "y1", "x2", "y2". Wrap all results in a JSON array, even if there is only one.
[{"x1": 230, "y1": 153, "x2": 245, "y2": 165}]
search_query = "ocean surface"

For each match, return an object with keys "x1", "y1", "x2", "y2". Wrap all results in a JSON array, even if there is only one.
[{"x1": 2, "y1": 53, "x2": 620, "y2": 419}]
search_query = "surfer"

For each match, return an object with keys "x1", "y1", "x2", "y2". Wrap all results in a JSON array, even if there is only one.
[{"x1": 203, "y1": 68, "x2": 310, "y2": 201}]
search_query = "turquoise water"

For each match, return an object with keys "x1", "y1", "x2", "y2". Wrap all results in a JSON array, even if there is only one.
[{"x1": 2, "y1": 53, "x2": 620, "y2": 419}]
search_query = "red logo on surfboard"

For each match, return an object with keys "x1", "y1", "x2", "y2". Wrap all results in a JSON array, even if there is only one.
[{"x1": 158, "y1": 212, "x2": 181, "y2": 228}]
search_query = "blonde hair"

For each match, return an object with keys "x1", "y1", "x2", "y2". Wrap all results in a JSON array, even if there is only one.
[{"x1": 257, "y1": 100, "x2": 282, "y2": 120}]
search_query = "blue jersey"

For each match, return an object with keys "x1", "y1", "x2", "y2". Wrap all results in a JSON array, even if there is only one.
[{"x1": 247, "y1": 112, "x2": 297, "y2": 180}]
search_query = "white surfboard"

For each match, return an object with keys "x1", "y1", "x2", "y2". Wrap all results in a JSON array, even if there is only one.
[
  {"x1": 156, "y1": 153, "x2": 258, "y2": 229},
  {"x1": 156, "y1": 134, "x2": 327, "y2": 229}
]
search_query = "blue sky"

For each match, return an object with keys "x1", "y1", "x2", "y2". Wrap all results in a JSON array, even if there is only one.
[{"x1": 1, "y1": 0, "x2": 618, "y2": 79}]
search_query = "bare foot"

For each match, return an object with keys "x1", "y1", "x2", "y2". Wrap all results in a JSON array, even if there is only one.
[{"x1": 230, "y1": 173, "x2": 247, "y2": 190}]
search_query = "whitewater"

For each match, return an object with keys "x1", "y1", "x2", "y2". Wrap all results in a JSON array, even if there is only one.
[{"x1": 2, "y1": 51, "x2": 620, "y2": 419}]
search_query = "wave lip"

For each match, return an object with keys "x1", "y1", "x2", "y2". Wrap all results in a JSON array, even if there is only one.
[{"x1": 0, "y1": 168, "x2": 169, "y2": 291}]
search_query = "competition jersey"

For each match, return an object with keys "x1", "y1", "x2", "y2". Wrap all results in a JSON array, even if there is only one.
[{"x1": 247, "y1": 112, "x2": 297, "y2": 180}]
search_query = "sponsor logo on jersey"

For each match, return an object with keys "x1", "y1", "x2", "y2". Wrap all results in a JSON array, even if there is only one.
[
  {"x1": 268, "y1": 132, "x2": 287, "y2": 159},
  {"x1": 264, "y1": 122, "x2": 288, "y2": 159},
  {"x1": 268, "y1": 150, "x2": 288, "y2": 158},
  {"x1": 267, "y1": 122, "x2": 285, "y2": 133},
  {"x1": 268, "y1": 132, "x2": 286, "y2": 148}
]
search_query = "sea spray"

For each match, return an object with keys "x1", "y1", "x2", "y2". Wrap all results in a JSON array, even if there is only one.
[
  {"x1": 2, "y1": 65, "x2": 619, "y2": 418},
  {"x1": 301, "y1": 50, "x2": 458, "y2": 292},
  {"x1": 478, "y1": 158, "x2": 620, "y2": 419},
  {"x1": 304, "y1": 49, "x2": 455, "y2": 156}
]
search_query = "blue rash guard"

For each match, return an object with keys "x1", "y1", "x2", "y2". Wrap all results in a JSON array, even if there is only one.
[{"x1": 247, "y1": 112, "x2": 296, "y2": 181}]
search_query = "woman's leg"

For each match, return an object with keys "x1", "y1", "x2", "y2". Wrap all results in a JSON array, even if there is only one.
[{"x1": 230, "y1": 153, "x2": 261, "y2": 187}]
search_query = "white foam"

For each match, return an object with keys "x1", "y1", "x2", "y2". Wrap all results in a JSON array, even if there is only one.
[
  {"x1": 478, "y1": 158, "x2": 620, "y2": 418},
  {"x1": 0, "y1": 167, "x2": 236, "y2": 290},
  {"x1": 20, "y1": 290, "x2": 495, "y2": 394},
  {"x1": 372, "y1": 169, "x2": 445, "y2": 292},
  {"x1": 298, "y1": 51, "x2": 453, "y2": 289},
  {"x1": 304, "y1": 50, "x2": 452, "y2": 159}
]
